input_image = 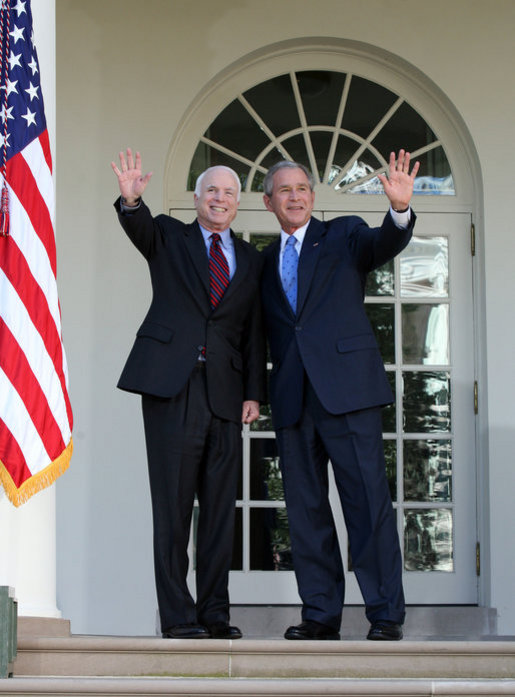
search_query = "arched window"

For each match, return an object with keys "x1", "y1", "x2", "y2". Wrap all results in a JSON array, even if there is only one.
[{"x1": 188, "y1": 71, "x2": 454, "y2": 196}]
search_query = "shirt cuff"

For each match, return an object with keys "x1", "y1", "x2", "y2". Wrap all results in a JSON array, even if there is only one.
[
  {"x1": 120, "y1": 197, "x2": 142, "y2": 213},
  {"x1": 389, "y1": 205, "x2": 411, "y2": 229}
]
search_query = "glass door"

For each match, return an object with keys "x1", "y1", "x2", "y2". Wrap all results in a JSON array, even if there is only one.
[{"x1": 225, "y1": 209, "x2": 477, "y2": 605}]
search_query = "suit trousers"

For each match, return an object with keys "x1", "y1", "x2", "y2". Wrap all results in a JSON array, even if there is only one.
[
  {"x1": 276, "y1": 379, "x2": 405, "y2": 630},
  {"x1": 141, "y1": 363, "x2": 240, "y2": 631}
]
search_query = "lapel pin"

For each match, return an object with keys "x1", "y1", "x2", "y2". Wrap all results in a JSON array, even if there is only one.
[{"x1": 313, "y1": 242, "x2": 319, "y2": 247}]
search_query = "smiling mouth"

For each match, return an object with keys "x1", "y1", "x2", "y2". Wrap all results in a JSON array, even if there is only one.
[{"x1": 211, "y1": 206, "x2": 227, "y2": 212}]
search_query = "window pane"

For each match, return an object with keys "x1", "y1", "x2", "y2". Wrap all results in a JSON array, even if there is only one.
[
  {"x1": 383, "y1": 439, "x2": 397, "y2": 502},
  {"x1": 413, "y1": 147, "x2": 454, "y2": 195},
  {"x1": 250, "y1": 439, "x2": 284, "y2": 501},
  {"x1": 365, "y1": 303, "x2": 395, "y2": 364},
  {"x1": 404, "y1": 440, "x2": 452, "y2": 502},
  {"x1": 404, "y1": 508, "x2": 453, "y2": 572},
  {"x1": 205, "y1": 99, "x2": 270, "y2": 162},
  {"x1": 297, "y1": 71, "x2": 347, "y2": 126},
  {"x1": 341, "y1": 76, "x2": 398, "y2": 138},
  {"x1": 309, "y1": 131, "x2": 333, "y2": 182},
  {"x1": 188, "y1": 142, "x2": 250, "y2": 191},
  {"x1": 382, "y1": 371, "x2": 396, "y2": 433},
  {"x1": 366, "y1": 260, "x2": 394, "y2": 296},
  {"x1": 250, "y1": 507, "x2": 293, "y2": 570},
  {"x1": 251, "y1": 404, "x2": 273, "y2": 432},
  {"x1": 248, "y1": 232, "x2": 279, "y2": 251},
  {"x1": 372, "y1": 101, "x2": 437, "y2": 156},
  {"x1": 400, "y1": 236, "x2": 449, "y2": 297},
  {"x1": 279, "y1": 134, "x2": 310, "y2": 171},
  {"x1": 402, "y1": 304, "x2": 449, "y2": 364},
  {"x1": 244, "y1": 74, "x2": 300, "y2": 135},
  {"x1": 403, "y1": 371, "x2": 451, "y2": 433}
]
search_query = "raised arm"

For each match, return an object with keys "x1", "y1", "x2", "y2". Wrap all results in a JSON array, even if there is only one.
[
  {"x1": 377, "y1": 149, "x2": 420, "y2": 212},
  {"x1": 111, "y1": 148, "x2": 153, "y2": 205}
]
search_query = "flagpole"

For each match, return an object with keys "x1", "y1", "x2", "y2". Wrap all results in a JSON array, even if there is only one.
[{"x1": 0, "y1": 0, "x2": 61, "y2": 621}]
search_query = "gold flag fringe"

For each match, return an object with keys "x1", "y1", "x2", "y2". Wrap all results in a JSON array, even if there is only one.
[{"x1": 0, "y1": 438, "x2": 73, "y2": 507}]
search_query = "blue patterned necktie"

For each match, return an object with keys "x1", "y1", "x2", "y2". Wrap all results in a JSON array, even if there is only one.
[{"x1": 281, "y1": 235, "x2": 298, "y2": 313}]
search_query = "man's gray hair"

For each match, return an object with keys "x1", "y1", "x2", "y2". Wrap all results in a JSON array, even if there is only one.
[
  {"x1": 194, "y1": 166, "x2": 241, "y2": 201},
  {"x1": 263, "y1": 161, "x2": 315, "y2": 197}
]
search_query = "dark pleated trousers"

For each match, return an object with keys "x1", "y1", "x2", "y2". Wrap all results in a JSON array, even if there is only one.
[
  {"x1": 141, "y1": 364, "x2": 240, "y2": 631},
  {"x1": 276, "y1": 379, "x2": 405, "y2": 630}
]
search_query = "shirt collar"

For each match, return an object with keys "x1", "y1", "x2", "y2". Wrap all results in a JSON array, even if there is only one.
[
  {"x1": 280, "y1": 219, "x2": 310, "y2": 252},
  {"x1": 199, "y1": 224, "x2": 232, "y2": 249}
]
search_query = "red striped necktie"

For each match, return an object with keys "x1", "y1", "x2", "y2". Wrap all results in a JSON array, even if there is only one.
[{"x1": 209, "y1": 233, "x2": 230, "y2": 308}]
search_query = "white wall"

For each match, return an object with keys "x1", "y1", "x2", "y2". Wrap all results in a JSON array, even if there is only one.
[{"x1": 55, "y1": 0, "x2": 515, "y2": 635}]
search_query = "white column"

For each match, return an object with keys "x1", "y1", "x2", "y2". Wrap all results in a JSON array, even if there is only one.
[{"x1": 0, "y1": 0, "x2": 59, "y2": 619}]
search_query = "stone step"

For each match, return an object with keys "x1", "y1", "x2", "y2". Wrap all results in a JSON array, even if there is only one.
[
  {"x1": 11, "y1": 636, "x2": 515, "y2": 680},
  {"x1": 1, "y1": 676, "x2": 515, "y2": 696}
]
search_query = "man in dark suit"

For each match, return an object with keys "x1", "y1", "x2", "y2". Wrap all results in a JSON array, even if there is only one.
[
  {"x1": 260, "y1": 151, "x2": 419, "y2": 641},
  {"x1": 111, "y1": 149, "x2": 266, "y2": 639}
]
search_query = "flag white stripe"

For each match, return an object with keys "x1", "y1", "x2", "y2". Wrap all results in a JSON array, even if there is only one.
[
  {"x1": 22, "y1": 137, "x2": 55, "y2": 221},
  {"x1": 0, "y1": 269, "x2": 71, "y2": 443},
  {"x1": 6, "y1": 183, "x2": 62, "y2": 336},
  {"x1": 0, "y1": 366, "x2": 51, "y2": 472}
]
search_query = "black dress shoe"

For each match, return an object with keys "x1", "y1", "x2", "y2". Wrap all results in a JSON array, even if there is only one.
[
  {"x1": 207, "y1": 622, "x2": 242, "y2": 639},
  {"x1": 162, "y1": 624, "x2": 210, "y2": 639},
  {"x1": 284, "y1": 620, "x2": 340, "y2": 640},
  {"x1": 367, "y1": 620, "x2": 403, "y2": 641}
]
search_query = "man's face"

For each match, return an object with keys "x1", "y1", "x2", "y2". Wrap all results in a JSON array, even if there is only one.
[
  {"x1": 194, "y1": 168, "x2": 240, "y2": 232},
  {"x1": 263, "y1": 167, "x2": 315, "y2": 234}
]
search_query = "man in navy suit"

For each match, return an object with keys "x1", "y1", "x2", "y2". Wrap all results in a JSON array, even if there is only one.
[
  {"x1": 260, "y1": 151, "x2": 419, "y2": 641},
  {"x1": 112, "y1": 150, "x2": 266, "y2": 639}
]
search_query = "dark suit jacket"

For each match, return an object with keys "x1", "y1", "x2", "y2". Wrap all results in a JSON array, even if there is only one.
[
  {"x1": 115, "y1": 198, "x2": 266, "y2": 423},
  {"x1": 261, "y1": 212, "x2": 415, "y2": 429}
]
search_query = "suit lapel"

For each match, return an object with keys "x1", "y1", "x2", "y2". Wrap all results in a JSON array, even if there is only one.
[
  {"x1": 297, "y1": 217, "x2": 325, "y2": 316},
  {"x1": 183, "y1": 221, "x2": 211, "y2": 300},
  {"x1": 221, "y1": 233, "x2": 250, "y2": 306}
]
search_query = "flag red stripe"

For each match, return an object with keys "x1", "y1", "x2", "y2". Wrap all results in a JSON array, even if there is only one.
[
  {"x1": 6, "y1": 152, "x2": 57, "y2": 276},
  {"x1": 1, "y1": 237, "x2": 73, "y2": 430},
  {"x1": 39, "y1": 130, "x2": 53, "y2": 174},
  {"x1": 0, "y1": 417, "x2": 32, "y2": 489},
  {"x1": 0, "y1": 318, "x2": 65, "y2": 459}
]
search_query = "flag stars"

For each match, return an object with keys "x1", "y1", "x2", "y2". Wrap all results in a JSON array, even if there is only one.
[
  {"x1": 25, "y1": 82, "x2": 39, "y2": 101},
  {"x1": 8, "y1": 50, "x2": 22, "y2": 70},
  {"x1": 14, "y1": 0, "x2": 27, "y2": 17},
  {"x1": 10, "y1": 25, "x2": 25, "y2": 44},
  {"x1": 0, "y1": 133, "x2": 11, "y2": 149},
  {"x1": 21, "y1": 107, "x2": 37, "y2": 128},
  {"x1": 1, "y1": 105, "x2": 14, "y2": 123},
  {"x1": 1, "y1": 79, "x2": 19, "y2": 97},
  {"x1": 28, "y1": 56, "x2": 38, "y2": 75}
]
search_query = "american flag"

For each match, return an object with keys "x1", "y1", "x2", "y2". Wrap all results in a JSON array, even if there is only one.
[{"x1": 0, "y1": 0, "x2": 73, "y2": 506}]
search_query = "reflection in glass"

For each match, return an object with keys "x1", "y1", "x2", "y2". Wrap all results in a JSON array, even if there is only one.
[
  {"x1": 412, "y1": 147, "x2": 454, "y2": 195},
  {"x1": 404, "y1": 508, "x2": 453, "y2": 572},
  {"x1": 402, "y1": 304, "x2": 449, "y2": 365},
  {"x1": 383, "y1": 439, "x2": 397, "y2": 501},
  {"x1": 249, "y1": 233, "x2": 280, "y2": 252},
  {"x1": 403, "y1": 371, "x2": 451, "y2": 433},
  {"x1": 366, "y1": 260, "x2": 394, "y2": 296},
  {"x1": 404, "y1": 440, "x2": 452, "y2": 502},
  {"x1": 250, "y1": 507, "x2": 293, "y2": 570},
  {"x1": 250, "y1": 439, "x2": 284, "y2": 501},
  {"x1": 382, "y1": 371, "x2": 396, "y2": 433},
  {"x1": 365, "y1": 304, "x2": 394, "y2": 363},
  {"x1": 400, "y1": 236, "x2": 449, "y2": 297}
]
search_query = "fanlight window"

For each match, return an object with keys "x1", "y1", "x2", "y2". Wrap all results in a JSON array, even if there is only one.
[{"x1": 188, "y1": 71, "x2": 454, "y2": 195}]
